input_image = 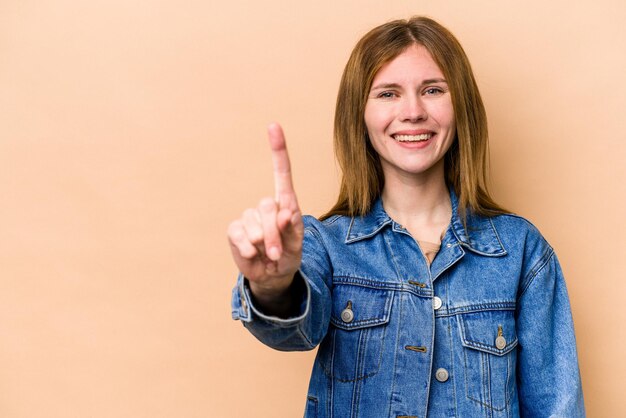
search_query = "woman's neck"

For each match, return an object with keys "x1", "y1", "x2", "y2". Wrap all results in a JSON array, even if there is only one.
[{"x1": 381, "y1": 165, "x2": 451, "y2": 243}]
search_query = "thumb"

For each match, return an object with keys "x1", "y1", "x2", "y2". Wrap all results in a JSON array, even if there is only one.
[{"x1": 277, "y1": 208, "x2": 303, "y2": 252}]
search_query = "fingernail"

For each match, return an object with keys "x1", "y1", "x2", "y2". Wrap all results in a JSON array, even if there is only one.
[{"x1": 268, "y1": 247, "x2": 280, "y2": 261}]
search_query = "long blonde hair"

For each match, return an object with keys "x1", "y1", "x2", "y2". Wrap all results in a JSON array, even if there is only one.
[{"x1": 322, "y1": 16, "x2": 507, "y2": 220}]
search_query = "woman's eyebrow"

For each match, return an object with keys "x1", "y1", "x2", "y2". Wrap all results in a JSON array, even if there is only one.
[
  {"x1": 422, "y1": 78, "x2": 447, "y2": 85},
  {"x1": 370, "y1": 78, "x2": 448, "y2": 91},
  {"x1": 370, "y1": 82, "x2": 402, "y2": 91}
]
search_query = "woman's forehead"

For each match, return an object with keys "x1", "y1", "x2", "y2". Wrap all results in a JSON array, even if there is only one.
[{"x1": 371, "y1": 44, "x2": 445, "y2": 85}]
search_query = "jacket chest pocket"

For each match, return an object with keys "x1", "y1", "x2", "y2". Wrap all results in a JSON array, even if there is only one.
[
  {"x1": 318, "y1": 283, "x2": 394, "y2": 382},
  {"x1": 457, "y1": 309, "x2": 518, "y2": 412}
]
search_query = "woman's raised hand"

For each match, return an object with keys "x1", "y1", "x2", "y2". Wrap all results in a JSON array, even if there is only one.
[{"x1": 227, "y1": 123, "x2": 304, "y2": 301}]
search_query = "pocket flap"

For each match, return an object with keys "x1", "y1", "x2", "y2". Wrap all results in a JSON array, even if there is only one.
[
  {"x1": 458, "y1": 309, "x2": 518, "y2": 356},
  {"x1": 330, "y1": 284, "x2": 393, "y2": 330}
]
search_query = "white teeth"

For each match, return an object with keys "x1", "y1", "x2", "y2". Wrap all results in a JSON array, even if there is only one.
[{"x1": 394, "y1": 134, "x2": 432, "y2": 142}]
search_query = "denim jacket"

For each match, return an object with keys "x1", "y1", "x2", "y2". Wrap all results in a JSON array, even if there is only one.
[{"x1": 231, "y1": 189, "x2": 585, "y2": 418}]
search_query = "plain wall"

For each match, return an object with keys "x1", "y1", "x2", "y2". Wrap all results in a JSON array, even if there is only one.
[{"x1": 1, "y1": 0, "x2": 625, "y2": 416}]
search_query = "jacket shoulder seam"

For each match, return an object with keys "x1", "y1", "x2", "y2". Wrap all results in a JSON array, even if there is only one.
[{"x1": 518, "y1": 246, "x2": 555, "y2": 298}]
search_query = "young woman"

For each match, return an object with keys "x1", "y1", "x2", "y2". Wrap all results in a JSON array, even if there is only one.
[{"x1": 228, "y1": 16, "x2": 585, "y2": 418}]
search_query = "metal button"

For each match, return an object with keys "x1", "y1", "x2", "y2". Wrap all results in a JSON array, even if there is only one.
[
  {"x1": 341, "y1": 308, "x2": 354, "y2": 323},
  {"x1": 341, "y1": 301, "x2": 354, "y2": 323},
  {"x1": 433, "y1": 296, "x2": 442, "y2": 310},
  {"x1": 435, "y1": 368, "x2": 449, "y2": 382},
  {"x1": 495, "y1": 324, "x2": 506, "y2": 349},
  {"x1": 495, "y1": 335, "x2": 507, "y2": 350}
]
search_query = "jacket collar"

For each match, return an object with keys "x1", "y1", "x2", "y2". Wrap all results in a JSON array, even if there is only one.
[{"x1": 345, "y1": 188, "x2": 507, "y2": 257}]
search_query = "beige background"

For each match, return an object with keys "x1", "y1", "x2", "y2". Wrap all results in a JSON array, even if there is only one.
[{"x1": 1, "y1": 0, "x2": 625, "y2": 416}]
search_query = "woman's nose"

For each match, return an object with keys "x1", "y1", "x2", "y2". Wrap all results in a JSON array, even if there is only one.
[{"x1": 400, "y1": 95, "x2": 427, "y2": 122}]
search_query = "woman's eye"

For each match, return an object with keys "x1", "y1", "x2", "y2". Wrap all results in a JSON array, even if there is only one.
[
  {"x1": 378, "y1": 91, "x2": 396, "y2": 98},
  {"x1": 424, "y1": 87, "x2": 444, "y2": 95}
]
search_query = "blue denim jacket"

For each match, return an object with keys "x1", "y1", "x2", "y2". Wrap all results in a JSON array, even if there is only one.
[{"x1": 231, "y1": 189, "x2": 585, "y2": 417}]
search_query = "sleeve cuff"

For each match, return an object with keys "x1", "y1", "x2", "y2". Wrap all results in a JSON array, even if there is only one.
[{"x1": 231, "y1": 271, "x2": 311, "y2": 327}]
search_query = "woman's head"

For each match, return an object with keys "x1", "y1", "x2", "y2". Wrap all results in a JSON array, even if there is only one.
[{"x1": 327, "y1": 16, "x2": 504, "y2": 219}]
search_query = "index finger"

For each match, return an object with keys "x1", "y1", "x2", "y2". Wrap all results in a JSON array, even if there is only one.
[{"x1": 267, "y1": 123, "x2": 297, "y2": 209}]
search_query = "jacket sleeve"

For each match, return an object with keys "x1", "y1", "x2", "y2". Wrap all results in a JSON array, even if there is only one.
[
  {"x1": 230, "y1": 221, "x2": 333, "y2": 351},
  {"x1": 516, "y1": 247, "x2": 585, "y2": 417}
]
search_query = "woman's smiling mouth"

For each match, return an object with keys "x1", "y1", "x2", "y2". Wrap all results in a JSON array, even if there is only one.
[{"x1": 392, "y1": 133, "x2": 433, "y2": 142}]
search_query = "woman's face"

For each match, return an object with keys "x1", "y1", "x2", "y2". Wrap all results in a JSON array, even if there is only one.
[{"x1": 364, "y1": 44, "x2": 456, "y2": 183}]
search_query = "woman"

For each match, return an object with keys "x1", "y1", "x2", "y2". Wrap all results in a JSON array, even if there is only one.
[{"x1": 228, "y1": 16, "x2": 585, "y2": 417}]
